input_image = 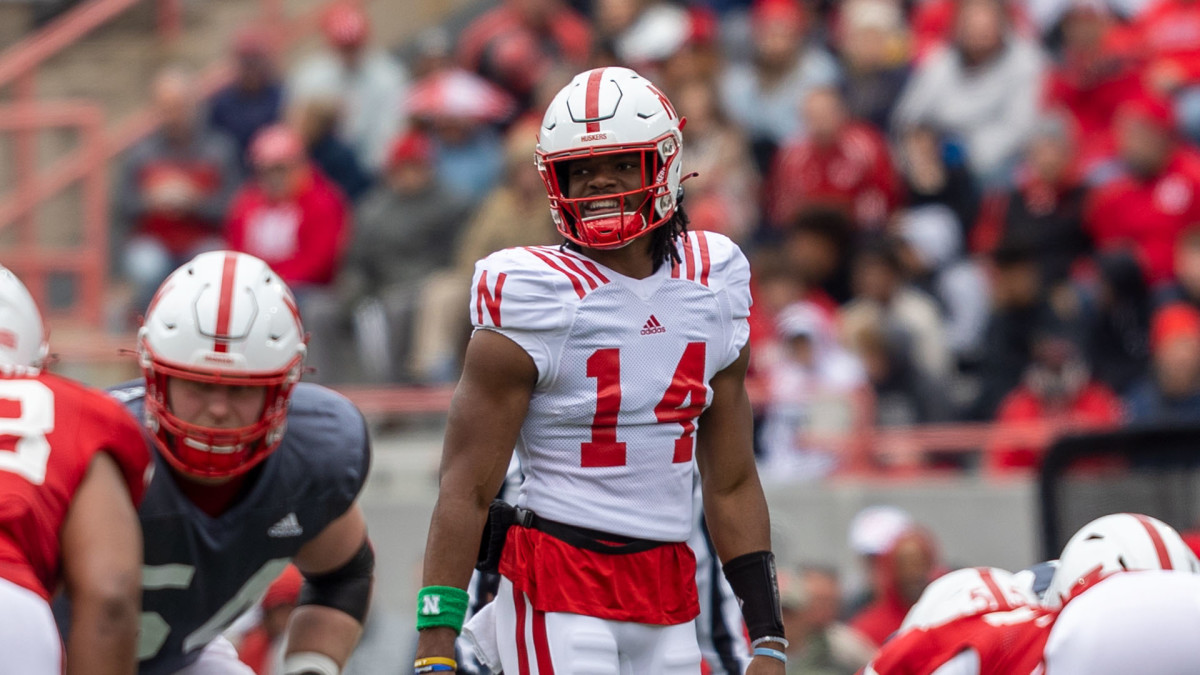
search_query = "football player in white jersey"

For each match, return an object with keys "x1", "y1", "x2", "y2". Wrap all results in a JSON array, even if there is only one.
[{"x1": 414, "y1": 67, "x2": 786, "y2": 674}]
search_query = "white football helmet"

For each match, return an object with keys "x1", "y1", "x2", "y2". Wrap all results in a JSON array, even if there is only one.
[
  {"x1": 901, "y1": 567, "x2": 1039, "y2": 631},
  {"x1": 536, "y1": 67, "x2": 685, "y2": 249},
  {"x1": 1045, "y1": 513, "x2": 1200, "y2": 608},
  {"x1": 0, "y1": 265, "x2": 47, "y2": 369},
  {"x1": 138, "y1": 251, "x2": 307, "y2": 479}
]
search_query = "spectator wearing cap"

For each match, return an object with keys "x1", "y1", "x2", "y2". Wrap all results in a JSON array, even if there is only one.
[
  {"x1": 778, "y1": 566, "x2": 876, "y2": 675},
  {"x1": 840, "y1": 237, "x2": 951, "y2": 384},
  {"x1": 893, "y1": 0, "x2": 1046, "y2": 185},
  {"x1": 1086, "y1": 94, "x2": 1200, "y2": 285},
  {"x1": 849, "y1": 527, "x2": 941, "y2": 649},
  {"x1": 209, "y1": 27, "x2": 284, "y2": 171},
  {"x1": 1125, "y1": 302, "x2": 1200, "y2": 422},
  {"x1": 842, "y1": 505, "x2": 913, "y2": 617},
  {"x1": 331, "y1": 131, "x2": 473, "y2": 383},
  {"x1": 758, "y1": 301, "x2": 870, "y2": 481},
  {"x1": 1042, "y1": 0, "x2": 1143, "y2": 176},
  {"x1": 767, "y1": 87, "x2": 900, "y2": 231},
  {"x1": 235, "y1": 565, "x2": 303, "y2": 674},
  {"x1": 117, "y1": 66, "x2": 240, "y2": 317},
  {"x1": 456, "y1": 0, "x2": 591, "y2": 105},
  {"x1": 225, "y1": 124, "x2": 350, "y2": 289},
  {"x1": 986, "y1": 321, "x2": 1122, "y2": 474},
  {"x1": 1133, "y1": 0, "x2": 1200, "y2": 143},
  {"x1": 973, "y1": 114, "x2": 1092, "y2": 289},
  {"x1": 835, "y1": 0, "x2": 911, "y2": 132},
  {"x1": 719, "y1": 0, "x2": 840, "y2": 172},
  {"x1": 287, "y1": 2, "x2": 407, "y2": 172}
]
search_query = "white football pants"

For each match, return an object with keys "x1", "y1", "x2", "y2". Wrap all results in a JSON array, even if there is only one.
[
  {"x1": 491, "y1": 576, "x2": 702, "y2": 674},
  {"x1": 0, "y1": 577, "x2": 61, "y2": 674}
]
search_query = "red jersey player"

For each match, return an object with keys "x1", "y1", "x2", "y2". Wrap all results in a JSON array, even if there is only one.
[
  {"x1": 864, "y1": 567, "x2": 1052, "y2": 675},
  {"x1": 415, "y1": 67, "x2": 786, "y2": 674},
  {"x1": 0, "y1": 265, "x2": 150, "y2": 674}
]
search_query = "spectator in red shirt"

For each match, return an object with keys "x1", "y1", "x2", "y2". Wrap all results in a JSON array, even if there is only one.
[
  {"x1": 225, "y1": 124, "x2": 351, "y2": 289},
  {"x1": 767, "y1": 87, "x2": 899, "y2": 230},
  {"x1": 1086, "y1": 95, "x2": 1200, "y2": 285},
  {"x1": 1134, "y1": 0, "x2": 1200, "y2": 142},
  {"x1": 987, "y1": 323, "x2": 1123, "y2": 475},
  {"x1": 1043, "y1": 1, "x2": 1144, "y2": 175},
  {"x1": 457, "y1": 0, "x2": 591, "y2": 103},
  {"x1": 849, "y1": 527, "x2": 940, "y2": 649}
]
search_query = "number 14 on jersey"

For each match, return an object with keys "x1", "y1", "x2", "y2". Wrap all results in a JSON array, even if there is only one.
[{"x1": 583, "y1": 342, "x2": 707, "y2": 468}]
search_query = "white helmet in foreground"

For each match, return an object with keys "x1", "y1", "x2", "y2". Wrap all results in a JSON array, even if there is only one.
[
  {"x1": 537, "y1": 67, "x2": 685, "y2": 249},
  {"x1": 138, "y1": 251, "x2": 307, "y2": 479},
  {"x1": 0, "y1": 265, "x2": 47, "y2": 369},
  {"x1": 1045, "y1": 513, "x2": 1200, "y2": 608},
  {"x1": 901, "y1": 567, "x2": 1039, "y2": 631}
]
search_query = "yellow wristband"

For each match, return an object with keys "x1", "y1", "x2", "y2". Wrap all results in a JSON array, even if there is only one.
[{"x1": 414, "y1": 657, "x2": 458, "y2": 668}]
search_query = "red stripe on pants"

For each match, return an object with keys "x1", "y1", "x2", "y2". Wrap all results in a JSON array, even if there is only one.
[
  {"x1": 532, "y1": 609, "x2": 555, "y2": 674},
  {"x1": 514, "y1": 586, "x2": 531, "y2": 674}
]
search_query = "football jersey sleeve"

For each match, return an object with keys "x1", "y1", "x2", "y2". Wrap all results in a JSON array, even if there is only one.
[
  {"x1": 86, "y1": 391, "x2": 152, "y2": 506},
  {"x1": 703, "y1": 233, "x2": 753, "y2": 370},
  {"x1": 469, "y1": 247, "x2": 574, "y2": 386}
]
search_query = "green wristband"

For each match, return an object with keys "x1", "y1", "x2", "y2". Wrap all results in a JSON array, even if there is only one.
[{"x1": 416, "y1": 585, "x2": 469, "y2": 633}]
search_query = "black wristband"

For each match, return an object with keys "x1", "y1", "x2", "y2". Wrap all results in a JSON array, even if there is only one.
[{"x1": 721, "y1": 550, "x2": 786, "y2": 641}]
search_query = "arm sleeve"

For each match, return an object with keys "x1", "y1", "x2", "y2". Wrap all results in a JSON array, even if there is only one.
[{"x1": 469, "y1": 248, "x2": 573, "y2": 387}]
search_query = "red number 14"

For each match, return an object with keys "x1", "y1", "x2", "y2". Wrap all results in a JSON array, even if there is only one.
[{"x1": 582, "y1": 342, "x2": 707, "y2": 467}]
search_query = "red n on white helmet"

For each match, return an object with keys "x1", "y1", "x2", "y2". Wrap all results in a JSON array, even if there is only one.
[
  {"x1": 901, "y1": 567, "x2": 1039, "y2": 632},
  {"x1": 1045, "y1": 513, "x2": 1200, "y2": 608},
  {"x1": 536, "y1": 66, "x2": 685, "y2": 249},
  {"x1": 138, "y1": 251, "x2": 306, "y2": 479},
  {"x1": 0, "y1": 265, "x2": 47, "y2": 369}
]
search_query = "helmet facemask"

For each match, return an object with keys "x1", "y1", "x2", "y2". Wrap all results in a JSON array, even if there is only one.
[
  {"x1": 139, "y1": 335, "x2": 304, "y2": 480},
  {"x1": 538, "y1": 132, "x2": 681, "y2": 249}
]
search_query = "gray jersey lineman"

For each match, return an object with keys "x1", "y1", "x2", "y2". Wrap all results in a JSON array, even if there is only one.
[{"x1": 110, "y1": 382, "x2": 370, "y2": 675}]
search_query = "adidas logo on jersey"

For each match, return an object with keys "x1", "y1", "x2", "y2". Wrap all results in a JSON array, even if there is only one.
[
  {"x1": 641, "y1": 315, "x2": 666, "y2": 335},
  {"x1": 268, "y1": 512, "x2": 303, "y2": 538}
]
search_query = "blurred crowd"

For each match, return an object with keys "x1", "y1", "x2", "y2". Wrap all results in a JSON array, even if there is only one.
[{"x1": 113, "y1": 0, "x2": 1200, "y2": 478}]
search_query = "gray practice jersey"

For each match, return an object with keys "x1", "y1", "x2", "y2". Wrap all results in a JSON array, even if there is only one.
[{"x1": 109, "y1": 382, "x2": 370, "y2": 675}]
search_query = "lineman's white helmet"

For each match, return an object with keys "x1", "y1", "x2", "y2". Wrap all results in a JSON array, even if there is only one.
[
  {"x1": 138, "y1": 251, "x2": 306, "y2": 479},
  {"x1": 1045, "y1": 513, "x2": 1200, "y2": 608},
  {"x1": 901, "y1": 567, "x2": 1039, "y2": 631},
  {"x1": 536, "y1": 66, "x2": 685, "y2": 249},
  {"x1": 0, "y1": 265, "x2": 47, "y2": 369}
]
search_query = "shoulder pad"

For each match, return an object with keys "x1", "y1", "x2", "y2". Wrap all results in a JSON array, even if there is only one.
[{"x1": 470, "y1": 246, "x2": 606, "y2": 331}]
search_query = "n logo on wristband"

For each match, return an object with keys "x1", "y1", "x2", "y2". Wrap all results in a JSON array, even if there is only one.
[{"x1": 422, "y1": 595, "x2": 442, "y2": 615}]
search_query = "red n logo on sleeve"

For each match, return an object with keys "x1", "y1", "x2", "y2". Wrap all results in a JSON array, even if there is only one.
[{"x1": 476, "y1": 271, "x2": 507, "y2": 327}]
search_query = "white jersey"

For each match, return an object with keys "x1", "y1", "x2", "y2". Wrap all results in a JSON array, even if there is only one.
[
  {"x1": 470, "y1": 232, "x2": 752, "y2": 542},
  {"x1": 1041, "y1": 571, "x2": 1200, "y2": 675}
]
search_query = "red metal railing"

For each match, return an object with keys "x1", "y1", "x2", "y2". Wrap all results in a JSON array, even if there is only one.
[
  {"x1": 0, "y1": 101, "x2": 107, "y2": 323},
  {"x1": 0, "y1": 0, "x2": 339, "y2": 325}
]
